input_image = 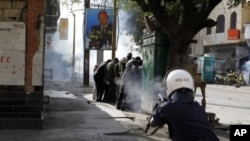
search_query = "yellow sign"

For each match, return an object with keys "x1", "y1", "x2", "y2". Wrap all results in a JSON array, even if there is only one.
[{"x1": 59, "y1": 18, "x2": 68, "y2": 40}]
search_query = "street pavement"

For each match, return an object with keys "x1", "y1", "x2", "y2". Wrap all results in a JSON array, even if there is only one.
[
  {"x1": 198, "y1": 84, "x2": 250, "y2": 125},
  {"x1": 0, "y1": 81, "x2": 234, "y2": 141}
]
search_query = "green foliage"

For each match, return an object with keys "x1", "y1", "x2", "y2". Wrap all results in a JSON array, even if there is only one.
[
  {"x1": 162, "y1": 0, "x2": 215, "y2": 24},
  {"x1": 164, "y1": 0, "x2": 183, "y2": 24},
  {"x1": 61, "y1": 0, "x2": 83, "y2": 9},
  {"x1": 111, "y1": 0, "x2": 244, "y2": 45},
  {"x1": 227, "y1": 0, "x2": 242, "y2": 8},
  {"x1": 119, "y1": 0, "x2": 146, "y2": 45}
]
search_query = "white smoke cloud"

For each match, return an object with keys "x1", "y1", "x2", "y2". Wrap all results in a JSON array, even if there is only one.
[
  {"x1": 242, "y1": 60, "x2": 250, "y2": 85},
  {"x1": 44, "y1": 1, "x2": 142, "y2": 83}
]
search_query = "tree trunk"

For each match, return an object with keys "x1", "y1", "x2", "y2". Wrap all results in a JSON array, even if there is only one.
[
  {"x1": 133, "y1": 0, "x2": 222, "y2": 70},
  {"x1": 166, "y1": 34, "x2": 191, "y2": 70}
]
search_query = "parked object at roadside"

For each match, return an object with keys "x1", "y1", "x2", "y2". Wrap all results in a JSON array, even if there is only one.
[
  {"x1": 214, "y1": 73, "x2": 225, "y2": 84},
  {"x1": 214, "y1": 71, "x2": 246, "y2": 86},
  {"x1": 223, "y1": 71, "x2": 246, "y2": 86}
]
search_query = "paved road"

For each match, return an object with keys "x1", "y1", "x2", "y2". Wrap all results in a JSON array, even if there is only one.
[{"x1": 195, "y1": 84, "x2": 250, "y2": 125}]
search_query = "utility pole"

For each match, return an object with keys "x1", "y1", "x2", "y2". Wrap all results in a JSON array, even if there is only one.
[
  {"x1": 71, "y1": 13, "x2": 76, "y2": 81},
  {"x1": 84, "y1": 0, "x2": 90, "y2": 86},
  {"x1": 112, "y1": 0, "x2": 117, "y2": 59}
]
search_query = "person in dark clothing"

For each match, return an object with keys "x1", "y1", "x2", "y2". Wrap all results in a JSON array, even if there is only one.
[
  {"x1": 93, "y1": 59, "x2": 111, "y2": 101},
  {"x1": 92, "y1": 64, "x2": 99, "y2": 100},
  {"x1": 114, "y1": 57, "x2": 127, "y2": 78},
  {"x1": 122, "y1": 56, "x2": 143, "y2": 111},
  {"x1": 103, "y1": 58, "x2": 119, "y2": 104},
  {"x1": 150, "y1": 69, "x2": 219, "y2": 141},
  {"x1": 116, "y1": 53, "x2": 133, "y2": 110},
  {"x1": 118, "y1": 59, "x2": 134, "y2": 110},
  {"x1": 114, "y1": 57, "x2": 127, "y2": 107}
]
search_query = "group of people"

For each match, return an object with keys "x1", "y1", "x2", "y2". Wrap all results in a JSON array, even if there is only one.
[
  {"x1": 93, "y1": 65, "x2": 220, "y2": 140},
  {"x1": 93, "y1": 52, "x2": 143, "y2": 112},
  {"x1": 93, "y1": 53, "x2": 220, "y2": 140}
]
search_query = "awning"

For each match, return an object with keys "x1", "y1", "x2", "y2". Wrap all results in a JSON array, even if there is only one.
[{"x1": 213, "y1": 48, "x2": 235, "y2": 60}]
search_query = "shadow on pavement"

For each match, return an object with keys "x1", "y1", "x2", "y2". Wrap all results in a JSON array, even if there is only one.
[{"x1": 0, "y1": 81, "x2": 230, "y2": 141}]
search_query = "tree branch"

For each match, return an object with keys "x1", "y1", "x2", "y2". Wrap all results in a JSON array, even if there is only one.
[
  {"x1": 193, "y1": 0, "x2": 221, "y2": 33},
  {"x1": 148, "y1": 0, "x2": 179, "y2": 35},
  {"x1": 194, "y1": 18, "x2": 217, "y2": 33},
  {"x1": 132, "y1": 0, "x2": 151, "y2": 11}
]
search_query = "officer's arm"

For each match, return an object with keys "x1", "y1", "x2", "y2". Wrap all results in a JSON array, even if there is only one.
[{"x1": 150, "y1": 102, "x2": 168, "y2": 127}]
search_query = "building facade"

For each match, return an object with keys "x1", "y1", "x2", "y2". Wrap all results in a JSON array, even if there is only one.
[
  {"x1": 192, "y1": 1, "x2": 250, "y2": 74},
  {"x1": 0, "y1": 0, "x2": 45, "y2": 129}
]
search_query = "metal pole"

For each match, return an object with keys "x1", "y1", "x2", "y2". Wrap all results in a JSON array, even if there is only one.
[
  {"x1": 111, "y1": 0, "x2": 117, "y2": 59},
  {"x1": 72, "y1": 13, "x2": 76, "y2": 81},
  {"x1": 84, "y1": 0, "x2": 90, "y2": 86}
]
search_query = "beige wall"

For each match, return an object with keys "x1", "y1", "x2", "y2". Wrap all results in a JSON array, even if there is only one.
[
  {"x1": 192, "y1": 1, "x2": 250, "y2": 55},
  {"x1": 203, "y1": 1, "x2": 242, "y2": 46}
]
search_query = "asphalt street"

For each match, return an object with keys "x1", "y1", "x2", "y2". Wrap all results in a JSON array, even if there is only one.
[{"x1": 0, "y1": 81, "x2": 236, "y2": 141}]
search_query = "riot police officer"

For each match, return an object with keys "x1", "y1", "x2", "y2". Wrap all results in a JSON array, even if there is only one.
[{"x1": 150, "y1": 69, "x2": 219, "y2": 141}]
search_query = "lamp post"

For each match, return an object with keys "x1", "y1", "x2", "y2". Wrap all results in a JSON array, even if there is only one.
[
  {"x1": 70, "y1": 9, "x2": 83, "y2": 81},
  {"x1": 71, "y1": 13, "x2": 76, "y2": 81}
]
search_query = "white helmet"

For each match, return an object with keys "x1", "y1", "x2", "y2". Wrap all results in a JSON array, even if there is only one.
[{"x1": 165, "y1": 69, "x2": 194, "y2": 97}]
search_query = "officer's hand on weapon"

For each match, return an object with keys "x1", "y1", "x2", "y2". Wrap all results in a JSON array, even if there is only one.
[
  {"x1": 149, "y1": 117, "x2": 158, "y2": 127},
  {"x1": 144, "y1": 93, "x2": 167, "y2": 135},
  {"x1": 156, "y1": 93, "x2": 168, "y2": 105}
]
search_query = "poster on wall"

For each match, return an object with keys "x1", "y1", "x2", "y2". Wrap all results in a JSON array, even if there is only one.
[
  {"x1": 59, "y1": 18, "x2": 69, "y2": 40},
  {"x1": 84, "y1": 8, "x2": 113, "y2": 50}
]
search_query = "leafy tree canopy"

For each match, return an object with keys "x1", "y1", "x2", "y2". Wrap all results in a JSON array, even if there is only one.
[
  {"x1": 131, "y1": 0, "x2": 247, "y2": 69},
  {"x1": 119, "y1": 1, "x2": 146, "y2": 45}
]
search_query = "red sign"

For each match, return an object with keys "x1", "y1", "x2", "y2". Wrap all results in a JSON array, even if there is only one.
[{"x1": 227, "y1": 29, "x2": 240, "y2": 40}]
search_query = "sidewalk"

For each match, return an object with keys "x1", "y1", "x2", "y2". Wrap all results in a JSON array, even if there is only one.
[{"x1": 0, "y1": 81, "x2": 229, "y2": 141}]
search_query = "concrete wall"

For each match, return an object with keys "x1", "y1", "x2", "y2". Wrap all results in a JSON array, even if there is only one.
[
  {"x1": 202, "y1": 0, "x2": 242, "y2": 46},
  {"x1": 0, "y1": 0, "x2": 44, "y2": 92}
]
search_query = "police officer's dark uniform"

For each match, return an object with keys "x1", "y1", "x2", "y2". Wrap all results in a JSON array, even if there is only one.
[{"x1": 150, "y1": 69, "x2": 219, "y2": 141}]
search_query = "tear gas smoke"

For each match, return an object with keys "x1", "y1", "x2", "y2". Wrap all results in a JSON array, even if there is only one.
[
  {"x1": 44, "y1": 1, "x2": 142, "y2": 83},
  {"x1": 242, "y1": 60, "x2": 250, "y2": 85}
]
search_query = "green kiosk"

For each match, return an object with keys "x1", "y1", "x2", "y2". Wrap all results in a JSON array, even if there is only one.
[
  {"x1": 141, "y1": 30, "x2": 169, "y2": 113},
  {"x1": 198, "y1": 54, "x2": 215, "y2": 83}
]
